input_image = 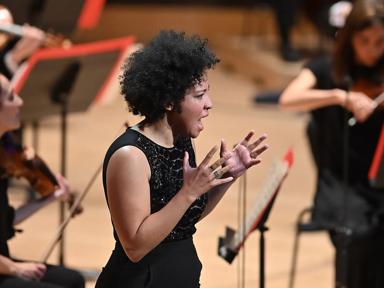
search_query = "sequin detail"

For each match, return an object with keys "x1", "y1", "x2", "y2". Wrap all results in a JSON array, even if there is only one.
[{"x1": 104, "y1": 129, "x2": 208, "y2": 242}]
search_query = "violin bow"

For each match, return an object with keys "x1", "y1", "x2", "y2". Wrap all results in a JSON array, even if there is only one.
[{"x1": 39, "y1": 121, "x2": 129, "y2": 263}]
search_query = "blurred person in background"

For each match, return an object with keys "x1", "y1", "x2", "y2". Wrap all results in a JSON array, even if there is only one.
[
  {"x1": 0, "y1": 5, "x2": 45, "y2": 79},
  {"x1": 280, "y1": 0, "x2": 384, "y2": 287},
  {"x1": 0, "y1": 74, "x2": 84, "y2": 288}
]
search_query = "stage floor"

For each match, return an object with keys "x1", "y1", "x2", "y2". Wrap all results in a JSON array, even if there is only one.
[{"x1": 8, "y1": 66, "x2": 334, "y2": 288}]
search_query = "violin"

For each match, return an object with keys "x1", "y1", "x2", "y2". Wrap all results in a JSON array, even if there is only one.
[
  {"x1": 348, "y1": 77, "x2": 384, "y2": 126},
  {"x1": 351, "y1": 77, "x2": 384, "y2": 108},
  {"x1": 0, "y1": 23, "x2": 71, "y2": 49},
  {"x1": 0, "y1": 5, "x2": 71, "y2": 50},
  {"x1": 0, "y1": 133, "x2": 58, "y2": 197}
]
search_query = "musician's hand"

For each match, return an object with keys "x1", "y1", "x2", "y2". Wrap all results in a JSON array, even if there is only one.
[
  {"x1": 67, "y1": 192, "x2": 84, "y2": 217},
  {"x1": 221, "y1": 131, "x2": 268, "y2": 179},
  {"x1": 182, "y1": 146, "x2": 233, "y2": 201},
  {"x1": 13, "y1": 261, "x2": 46, "y2": 281},
  {"x1": 345, "y1": 91, "x2": 376, "y2": 123},
  {"x1": 53, "y1": 174, "x2": 71, "y2": 202},
  {"x1": 53, "y1": 174, "x2": 83, "y2": 217},
  {"x1": 9, "y1": 24, "x2": 44, "y2": 64}
]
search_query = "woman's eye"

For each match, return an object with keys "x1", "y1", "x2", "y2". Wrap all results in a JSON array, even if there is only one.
[{"x1": 195, "y1": 93, "x2": 204, "y2": 99}]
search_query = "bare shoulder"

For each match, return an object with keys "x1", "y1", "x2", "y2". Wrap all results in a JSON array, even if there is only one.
[{"x1": 107, "y1": 146, "x2": 151, "y2": 183}]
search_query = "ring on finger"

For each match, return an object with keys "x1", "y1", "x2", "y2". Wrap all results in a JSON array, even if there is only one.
[
  {"x1": 213, "y1": 170, "x2": 222, "y2": 179},
  {"x1": 250, "y1": 151, "x2": 258, "y2": 158}
]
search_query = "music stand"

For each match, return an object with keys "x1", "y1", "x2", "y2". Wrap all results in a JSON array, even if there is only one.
[
  {"x1": 218, "y1": 149, "x2": 293, "y2": 288},
  {"x1": 0, "y1": 0, "x2": 85, "y2": 35},
  {"x1": 256, "y1": 193, "x2": 277, "y2": 288},
  {"x1": 12, "y1": 36, "x2": 135, "y2": 265},
  {"x1": 368, "y1": 125, "x2": 384, "y2": 188}
]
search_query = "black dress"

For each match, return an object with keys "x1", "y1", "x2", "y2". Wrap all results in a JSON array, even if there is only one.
[
  {"x1": 95, "y1": 128, "x2": 208, "y2": 288},
  {"x1": 305, "y1": 57, "x2": 384, "y2": 288}
]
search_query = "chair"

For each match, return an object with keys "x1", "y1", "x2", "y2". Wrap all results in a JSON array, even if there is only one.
[{"x1": 288, "y1": 207, "x2": 326, "y2": 288}]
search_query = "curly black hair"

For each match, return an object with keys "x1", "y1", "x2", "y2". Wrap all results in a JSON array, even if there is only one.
[{"x1": 120, "y1": 30, "x2": 219, "y2": 123}]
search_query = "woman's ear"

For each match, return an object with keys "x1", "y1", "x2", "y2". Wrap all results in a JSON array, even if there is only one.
[{"x1": 165, "y1": 103, "x2": 174, "y2": 111}]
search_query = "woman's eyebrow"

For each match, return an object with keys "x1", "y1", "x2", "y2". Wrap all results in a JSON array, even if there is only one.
[
  {"x1": 195, "y1": 88, "x2": 207, "y2": 94},
  {"x1": 195, "y1": 85, "x2": 209, "y2": 92}
]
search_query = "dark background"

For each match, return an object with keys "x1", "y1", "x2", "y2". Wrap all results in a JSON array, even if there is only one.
[{"x1": 106, "y1": 0, "x2": 260, "y2": 6}]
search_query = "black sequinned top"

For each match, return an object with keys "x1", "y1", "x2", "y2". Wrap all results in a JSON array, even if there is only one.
[{"x1": 102, "y1": 128, "x2": 208, "y2": 243}]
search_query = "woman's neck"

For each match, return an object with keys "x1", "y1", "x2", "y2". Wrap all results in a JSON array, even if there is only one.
[{"x1": 135, "y1": 118, "x2": 177, "y2": 148}]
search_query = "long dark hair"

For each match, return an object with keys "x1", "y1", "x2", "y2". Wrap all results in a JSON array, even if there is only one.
[{"x1": 333, "y1": 0, "x2": 384, "y2": 85}]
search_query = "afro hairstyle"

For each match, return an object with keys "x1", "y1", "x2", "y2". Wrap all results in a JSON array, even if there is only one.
[{"x1": 120, "y1": 30, "x2": 219, "y2": 123}]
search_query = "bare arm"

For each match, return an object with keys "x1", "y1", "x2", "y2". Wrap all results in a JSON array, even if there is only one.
[
  {"x1": 279, "y1": 68, "x2": 347, "y2": 111},
  {"x1": 0, "y1": 255, "x2": 46, "y2": 280},
  {"x1": 280, "y1": 68, "x2": 377, "y2": 122},
  {"x1": 107, "y1": 145, "x2": 232, "y2": 263}
]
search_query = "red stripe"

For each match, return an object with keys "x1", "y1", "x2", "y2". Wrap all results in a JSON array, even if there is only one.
[
  {"x1": 78, "y1": 0, "x2": 106, "y2": 29},
  {"x1": 14, "y1": 36, "x2": 135, "y2": 103},
  {"x1": 369, "y1": 125, "x2": 384, "y2": 181}
]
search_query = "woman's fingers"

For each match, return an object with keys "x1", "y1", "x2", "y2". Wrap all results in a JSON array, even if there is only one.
[
  {"x1": 209, "y1": 157, "x2": 226, "y2": 171},
  {"x1": 183, "y1": 151, "x2": 190, "y2": 170},
  {"x1": 220, "y1": 139, "x2": 230, "y2": 157},
  {"x1": 239, "y1": 131, "x2": 255, "y2": 146},
  {"x1": 34, "y1": 263, "x2": 46, "y2": 280},
  {"x1": 250, "y1": 144, "x2": 269, "y2": 158},
  {"x1": 247, "y1": 133, "x2": 268, "y2": 151},
  {"x1": 211, "y1": 165, "x2": 231, "y2": 179}
]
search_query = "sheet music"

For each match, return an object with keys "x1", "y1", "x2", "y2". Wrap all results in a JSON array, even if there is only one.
[{"x1": 229, "y1": 160, "x2": 289, "y2": 251}]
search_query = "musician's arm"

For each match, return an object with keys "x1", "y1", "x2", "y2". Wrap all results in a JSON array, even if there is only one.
[
  {"x1": 3, "y1": 50, "x2": 18, "y2": 74},
  {"x1": 279, "y1": 68, "x2": 347, "y2": 111},
  {"x1": 5, "y1": 25, "x2": 44, "y2": 70},
  {"x1": 0, "y1": 254, "x2": 18, "y2": 275},
  {"x1": 0, "y1": 254, "x2": 46, "y2": 280}
]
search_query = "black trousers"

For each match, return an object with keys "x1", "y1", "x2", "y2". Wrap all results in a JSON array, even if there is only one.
[{"x1": 0, "y1": 264, "x2": 85, "y2": 288}]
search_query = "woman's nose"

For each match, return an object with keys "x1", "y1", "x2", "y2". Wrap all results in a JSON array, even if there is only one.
[{"x1": 205, "y1": 95, "x2": 213, "y2": 110}]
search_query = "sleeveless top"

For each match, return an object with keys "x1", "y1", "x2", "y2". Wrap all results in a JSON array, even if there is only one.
[
  {"x1": 102, "y1": 128, "x2": 208, "y2": 243},
  {"x1": 0, "y1": 134, "x2": 16, "y2": 257}
]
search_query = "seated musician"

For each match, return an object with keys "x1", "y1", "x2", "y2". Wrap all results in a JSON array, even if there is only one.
[
  {"x1": 0, "y1": 73, "x2": 84, "y2": 287},
  {"x1": 0, "y1": 5, "x2": 45, "y2": 79}
]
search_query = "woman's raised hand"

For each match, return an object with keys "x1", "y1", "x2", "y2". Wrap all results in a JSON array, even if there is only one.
[
  {"x1": 182, "y1": 146, "x2": 233, "y2": 201},
  {"x1": 221, "y1": 131, "x2": 268, "y2": 179}
]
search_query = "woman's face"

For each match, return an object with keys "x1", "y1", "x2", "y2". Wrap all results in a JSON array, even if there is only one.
[
  {"x1": 0, "y1": 76, "x2": 23, "y2": 135},
  {"x1": 169, "y1": 75, "x2": 212, "y2": 138},
  {"x1": 352, "y1": 23, "x2": 384, "y2": 67}
]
